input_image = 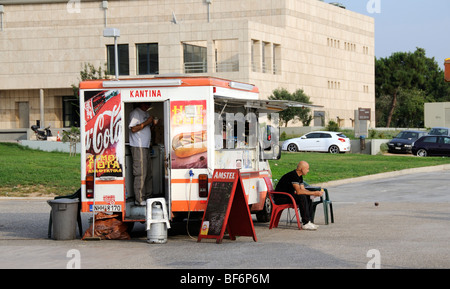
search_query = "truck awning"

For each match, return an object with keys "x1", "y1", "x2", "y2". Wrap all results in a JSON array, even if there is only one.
[{"x1": 214, "y1": 95, "x2": 323, "y2": 112}]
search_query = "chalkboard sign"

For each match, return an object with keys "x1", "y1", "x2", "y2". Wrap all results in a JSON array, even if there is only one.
[
  {"x1": 198, "y1": 169, "x2": 257, "y2": 244},
  {"x1": 201, "y1": 181, "x2": 234, "y2": 236}
]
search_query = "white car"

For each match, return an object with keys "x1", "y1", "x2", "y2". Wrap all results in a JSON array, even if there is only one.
[{"x1": 282, "y1": 131, "x2": 351, "y2": 154}]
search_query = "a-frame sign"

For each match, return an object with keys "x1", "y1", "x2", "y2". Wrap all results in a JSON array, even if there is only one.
[{"x1": 198, "y1": 169, "x2": 257, "y2": 244}]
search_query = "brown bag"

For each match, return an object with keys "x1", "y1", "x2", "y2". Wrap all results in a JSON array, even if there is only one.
[{"x1": 82, "y1": 212, "x2": 130, "y2": 240}]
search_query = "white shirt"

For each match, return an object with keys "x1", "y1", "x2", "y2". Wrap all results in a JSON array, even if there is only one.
[{"x1": 129, "y1": 107, "x2": 151, "y2": 148}]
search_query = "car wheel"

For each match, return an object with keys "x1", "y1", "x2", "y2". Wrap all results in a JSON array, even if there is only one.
[
  {"x1": 417, "y1": 148, "x2": 427, "y2": 157},
  {"x1": 329, "y1": 145, "x2": 340, "y2": 154},
  {"x1": 286, "y1": 143, "x2": 298, "y2": 152}
]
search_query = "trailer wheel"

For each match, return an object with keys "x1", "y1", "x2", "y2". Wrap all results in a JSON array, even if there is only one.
[{"x1": 256, "y1": 195, "x2": 272, "y2": 223}]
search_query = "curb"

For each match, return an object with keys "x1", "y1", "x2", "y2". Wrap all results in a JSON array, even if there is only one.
[{"x1": 0, "y1": 196, "x2": 54, "y2": 201}]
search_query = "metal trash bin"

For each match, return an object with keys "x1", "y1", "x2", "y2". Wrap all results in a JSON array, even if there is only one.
[
  {"x1": 360, "y1": 135, "x2": 366, "y2": 151},
  {"x1": 47, "y1": 198, "x2": 79, "y2": 240}
]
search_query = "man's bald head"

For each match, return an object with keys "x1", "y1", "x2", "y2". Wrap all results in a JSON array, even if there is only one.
[
  {"x1": 297, "y1": 161, "x2": 309, "y2": 170},
  {"x1": 296, "y1": 161, "x2": 310, "y2": 176}
]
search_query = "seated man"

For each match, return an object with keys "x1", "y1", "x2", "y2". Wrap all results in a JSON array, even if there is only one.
[{"x1": 274, "y1": 161, "x2": 323, "y2": 230}]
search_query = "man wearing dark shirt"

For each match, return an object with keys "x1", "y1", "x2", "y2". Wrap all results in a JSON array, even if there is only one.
[{"x1": 274, "y1": 161, "x2": 323, "y2": 230}]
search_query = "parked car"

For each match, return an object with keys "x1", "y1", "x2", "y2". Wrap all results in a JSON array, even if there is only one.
[
  {"x1": 387, "y1": 130, "x2": 427, "y2": 154},
  {"x1": 428, "y1": 127, "x2": 450, "y2": 136},
  {"x1": 412, "y1": 135, "x2": 450, "y2": 157},
  {"x1": 282, "y1": 131, "x2": 351, "y2": 154}
]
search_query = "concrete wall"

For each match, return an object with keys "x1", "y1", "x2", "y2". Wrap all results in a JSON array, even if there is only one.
[{"x1": 19, "y1": 140, "x2": 80, "y2": 154}]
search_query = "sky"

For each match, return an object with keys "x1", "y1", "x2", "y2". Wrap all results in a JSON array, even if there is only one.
[{"x1": 337, "y1": 0, "x2": 450, "y2": 69}]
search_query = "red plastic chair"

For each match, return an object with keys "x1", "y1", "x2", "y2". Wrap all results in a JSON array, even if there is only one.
[{"x1": 263, "y1": 177, "x2": 302, "y2": 230}]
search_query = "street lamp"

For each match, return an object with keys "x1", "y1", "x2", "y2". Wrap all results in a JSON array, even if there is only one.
[{"x1": 103, "y1": 27, "x2": 120, "y2": 80}]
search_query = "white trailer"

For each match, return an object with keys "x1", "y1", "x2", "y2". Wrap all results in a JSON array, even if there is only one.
[{"x1": 79, "y1": 76, "x2": 305, "y2": 224}]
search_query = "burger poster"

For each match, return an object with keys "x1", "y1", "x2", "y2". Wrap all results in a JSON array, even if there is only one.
[{"x1": 170, "y1": 100, "x2": 207, "y2": 169}]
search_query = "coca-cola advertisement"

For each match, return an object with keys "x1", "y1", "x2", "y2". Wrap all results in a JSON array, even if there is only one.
[{"x1": 84, "y1": 90, "x2": 123, "y2": 178}]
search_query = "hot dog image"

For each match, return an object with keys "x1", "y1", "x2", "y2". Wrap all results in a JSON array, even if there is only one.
[{"x1": 172, "y1": 130, "x2": 207, "y2": 158}]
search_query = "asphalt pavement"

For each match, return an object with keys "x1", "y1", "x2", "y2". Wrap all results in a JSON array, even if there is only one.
[{"x1": 0, "y1": 165, "x2": 449, "y2": 270}]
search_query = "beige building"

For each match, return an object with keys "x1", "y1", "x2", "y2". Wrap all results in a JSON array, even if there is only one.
[
  {"x1": 0, "y1": 0, "x2": 375, "y2": 138},
  {"x1": 425, "y1": 102, "x2": 450, "y2": 128}
]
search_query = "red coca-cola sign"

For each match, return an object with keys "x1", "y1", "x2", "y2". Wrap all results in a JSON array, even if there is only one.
[{"x1": 84, "y1": 90, "x2": 123, "y2": 177}]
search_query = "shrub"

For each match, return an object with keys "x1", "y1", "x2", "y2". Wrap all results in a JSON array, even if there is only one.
[{"x1": 325, "y1": 120, "x2": 339, "y2": 132}]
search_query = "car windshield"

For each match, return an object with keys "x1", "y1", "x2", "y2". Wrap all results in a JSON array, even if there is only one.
[
  {"x1": 429, "y1": 128, "x2": 449, "y2": 136},
  {"x1": 395, "y1": 131, "x2": 419, "y2": 140}
]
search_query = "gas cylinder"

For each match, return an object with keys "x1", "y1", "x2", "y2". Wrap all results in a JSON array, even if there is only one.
[{"x1": 147, "y1": 203, "x2": 167, "y2": 244}]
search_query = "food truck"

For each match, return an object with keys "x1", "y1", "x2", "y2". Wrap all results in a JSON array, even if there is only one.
[{"x1": 79, "y1": 76, "x2": 311, "y2": 224}]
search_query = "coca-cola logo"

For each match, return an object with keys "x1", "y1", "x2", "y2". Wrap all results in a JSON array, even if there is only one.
[{"x1": 85, "y1": 103, "x2": 122, "y2": 155}]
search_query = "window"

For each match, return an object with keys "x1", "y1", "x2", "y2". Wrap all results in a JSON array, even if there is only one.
[
  {"x1": 136, "y1": 43, "x2": 159, "y2": 75},
  {"x1": 314, "y1": 111, "x2": 325, "y2": 126},
  {"x1": 251, "y1": 40, "x2": 261, "y2": 72},
  {"x1": 107, "y1": 44, "x2": 129, "y2": 76},
  {"x1": 214, "y1": 39, "x2": 239, "y2": 72},
  {"x1": 62, "y1": 96, "x2": 80, "y2": 128},
  {"x1": 262, "y1": 42, "x2": 271, "y2": 73},
  {"x1": 429, "y1": 128, "x2": 449, "y2": 136},
  {"x1": 306, "y1": 133, "x2": 321, "y2": 139},
  {"x1": 328, "y1": 81, "x2": 341, "y2": 89},
  {"x1": 183, "y1": 43, "x2": 207, "y2": 73},
  {"x1": 423, "y1": 137, "x2": 437, "y2": 143},
  {"x1": 273, "y1": 44, "x2": 281, "y2": 75},
  {"x1": 363, "y1": 46, "x2": 369, "y2": 55}
]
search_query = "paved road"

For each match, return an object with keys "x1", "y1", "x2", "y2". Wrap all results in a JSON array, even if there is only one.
[{"x1": 0, "y1": 167, "x2": 449, "y2": 270}]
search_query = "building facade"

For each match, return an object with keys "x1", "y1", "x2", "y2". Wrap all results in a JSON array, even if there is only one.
[
  {"x1": 0, "y1": 0, "x2": 375, "y2": 135},
  {"x1": 425, "y1": 102, "x2": 450, "y2": 128}
]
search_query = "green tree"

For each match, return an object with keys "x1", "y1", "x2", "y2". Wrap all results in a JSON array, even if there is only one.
[
  {"x1": 71, "y1": 63, "x2": 107, "y2": 99},
  {"x1": 375, "y1": 48, "x2": 450, "y2": 127},
  {"x1": 70, "y1": 63, "x2": 108, "y2": 121},
  {"x1": 392, "y1": 88, "x2": 431, "y2": 128},
  {"x1": 268, "y1": 88, "x2": 313, "y2": 127}
]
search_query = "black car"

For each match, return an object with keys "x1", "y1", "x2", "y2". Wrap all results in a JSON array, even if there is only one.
[
  {"x1": 387, "y1": 130, "x2": 427, "y2": 154},
  {"x1": 412, "y1": 135, "x2": 450, "y2": 157},
  {"x1": 429, "y1": 127, "x2": 450, "y2": 136}
]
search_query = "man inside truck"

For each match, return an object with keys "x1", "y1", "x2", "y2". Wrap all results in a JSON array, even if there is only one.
[{"x1": 129, "y1": 102, "x2": 154, "y2": 206}]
